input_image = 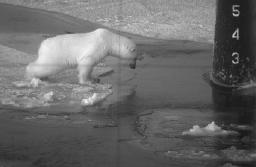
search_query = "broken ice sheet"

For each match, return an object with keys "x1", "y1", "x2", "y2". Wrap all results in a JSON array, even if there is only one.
[
  {"x1": 221, "y1": 163, "x2": 239, "y2": 167},
  {"x1": 165, "y1": 150, "x2": 220, "y2": 160},
  {"x1": 182, "y1": 122, "x2": 239, "y2": 136},
  {"x1": 221, "y1": 146, "x2": 256, "y2": 163},
  {"x1": 24, "y1": 115, "x2": 47, "y2": 120}
]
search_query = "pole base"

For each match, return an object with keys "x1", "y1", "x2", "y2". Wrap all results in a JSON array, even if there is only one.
[{"x1": 210, "y1": 72, "x2": 256, "y2": 90}]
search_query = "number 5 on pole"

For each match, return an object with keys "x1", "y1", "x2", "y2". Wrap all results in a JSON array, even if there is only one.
[{"x1": 232, "y1": 5, "x2": 240, "y2": 17}]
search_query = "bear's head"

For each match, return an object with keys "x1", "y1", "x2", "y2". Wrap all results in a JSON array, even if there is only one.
[
  {"x1": 126, "y1": 47, "x2": 144, "y2": 69},
  {"x1": 25, "y1": 62, "x2": 49, "y2": 80},
  {"x1": 113, "y1": 37, "x2": 143, "y2": 69},
  {"x1": 125, "y1": 45, "x2": 144, "y2": 69}
]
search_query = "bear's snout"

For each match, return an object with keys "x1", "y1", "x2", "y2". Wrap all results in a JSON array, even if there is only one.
[
  {"x1": 129, "y1": 59, "x2": 136, "y2": 69},
  {"x1": 25, "y1": 63, "x2": 34, "y2": 79}
]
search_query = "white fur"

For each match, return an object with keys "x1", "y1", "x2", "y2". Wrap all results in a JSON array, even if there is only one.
[{"x1": 26, "y1": 28, "x2": 137, "y2": 84}]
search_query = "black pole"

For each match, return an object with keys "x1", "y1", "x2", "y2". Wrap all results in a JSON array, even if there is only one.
[{"x1": 212, "y1": 0, "x2": 256, "y2": 87}]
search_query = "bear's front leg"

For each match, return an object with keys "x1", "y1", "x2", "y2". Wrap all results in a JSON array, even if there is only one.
[
  {"x1": 78, "y1": 64, "x2": 100, "y2": 85},
  {"x1": 78, "y1": 64, "x2": 93, "y2": 85}
]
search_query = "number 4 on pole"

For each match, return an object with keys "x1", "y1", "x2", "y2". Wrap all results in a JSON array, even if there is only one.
[{"x1": 232, "y1": 28, "x2": 239, "y2": 40}]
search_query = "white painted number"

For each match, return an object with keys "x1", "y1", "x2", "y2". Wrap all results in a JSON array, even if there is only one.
[
  {"x1": 232, "y1": 28, "x2": 239, "y2": 40},
  {"x1": 232, "y1": 5, "x2": 240, "y2": 64},
  {"x1": 232, "y1": 5, "x2": 240, "y2": 17},
  {"x1": 232, "y1": 52, "x2": 239, "y2": 64}
]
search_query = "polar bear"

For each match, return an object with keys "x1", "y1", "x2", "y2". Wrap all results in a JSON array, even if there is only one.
[{"x1": 26, "y1": 28, "x2": 142, "y2": 84}]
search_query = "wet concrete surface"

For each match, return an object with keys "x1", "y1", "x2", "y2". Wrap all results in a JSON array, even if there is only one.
[{"x1": 0, "y1": 3, "x2": 255, "y2": 167}]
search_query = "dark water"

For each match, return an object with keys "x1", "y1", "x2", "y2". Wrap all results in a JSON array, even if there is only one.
[{"x1": 0, "y1": 3, "x2": 255, "y2": 167}]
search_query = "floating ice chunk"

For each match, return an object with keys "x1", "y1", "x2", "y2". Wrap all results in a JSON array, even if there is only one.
[
  {"x1": 81, "y1": 93, "x2": 102, "y2": 106},
  {"x1": 43, "y1": 91, "x2": 55, "y2": 102},
  {"x1": 250, "y1": 153, "x2": 256, "y2": 158},
  {"x1": 81, "y1": 91, "x2": 112, "y2": 106},
  {"x1": 165, "y1": 150, "x2": 220, "y2": 160},
  {"x1": 205, "y1": 121, "x2": 221, "y2": 131},
  {"x1": 230, "y1": 124, "x2": 253, "y2": 131},
  {"x1": 182, "y1": 122, "x2": 239, "y2": 136}
]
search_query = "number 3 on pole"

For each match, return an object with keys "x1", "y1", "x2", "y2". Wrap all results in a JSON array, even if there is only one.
[{"x1": 232, "y1": 52, "x2": 239, "y2": 64}]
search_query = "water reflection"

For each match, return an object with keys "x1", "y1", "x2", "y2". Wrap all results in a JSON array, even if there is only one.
[
  {"x1": 212, "y1": 84, "x2": 256, "y2": 124},
  {"x1": 211, "y1": 84, "x2": 256, "y2": 166}
]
